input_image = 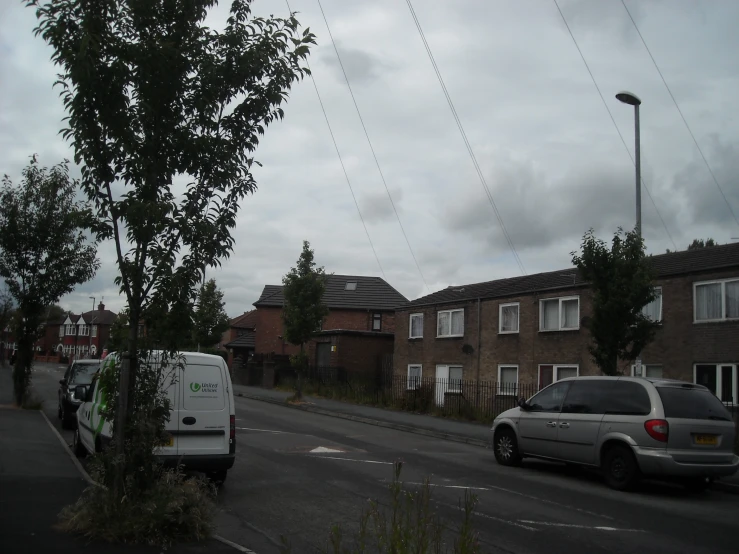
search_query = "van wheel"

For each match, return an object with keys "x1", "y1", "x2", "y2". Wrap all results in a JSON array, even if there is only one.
[
  {"x1": 493, "y1": 428, "x2": 522, "y2": 467},
  {"x1": 207, "y1": 470, "x2": 227, "y2": 485},
  {"x1": 73, "y1": 429, "x2": 87, "y2": 459},
  {"x1": 602, "y1": 444, "x2": 639, "y2": 491}
]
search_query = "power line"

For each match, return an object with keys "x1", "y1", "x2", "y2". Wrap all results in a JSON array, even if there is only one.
[
  {"x1": 552, "y1": 0, "x2": 677, "y2": 251},
  {"x1": 620, "y1": 0, "x2": 739, "y2": 229},
  {"x1": 404, "y1": 0, "x2": 526, "y2": 275},
  {"x1": 285, "y1": 2, "x2": 386, "y2": 280},
  {"x1": 315, "y1": 0, "x2": 430, "y2": 293}
]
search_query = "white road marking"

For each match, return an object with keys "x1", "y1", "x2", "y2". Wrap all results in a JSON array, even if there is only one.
[
  {"x1": 310, "y1": 456, "x2": 393, "y2": 465},
  {"x1": 518, "y1": 520, "x2": 644, "y2": 532},
  {"x1": 214, "y1": 534, "x2": 260, "y2": 553},
  {"x1": 310, "y1": 447, "x2": 344, "y2": 453},
  {"x1": 236, "y1": 427, "x2": 288, "y2": 434},
  {"x1": 432, "y1": 500, "x2": 538, "y2": 531}
]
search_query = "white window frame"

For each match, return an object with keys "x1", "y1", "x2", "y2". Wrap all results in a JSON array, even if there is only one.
[
  {"x1": 630, "y1": 364, "x2": 663, "y2": 378},
  {"x1": 436, "y1": 308, "x2": 464, "y2": 338},
  {"x1": 641, "y1": 287, "x2": 663, "y2": 322},
  {"x1": 372, "y1": 313, "x2": 382, "y2": 331},
  {"x1": 498, "y1": 303, "x2": 520, "y2": 334},
  {"x1": 65, "y1": 324, "x2": 76, "y2": 335},
  {"x1": 497, "y1": 364, "x2": 519, "y2": 395},
  {"x1": 91, "y1": 325, "x2": 98, "y2": 338},
  {"x1": 538, "y1": 364, "x2": 580, "y2": 385},
  {"x1": 693, "y1": 278, "x2": 739, "y2": 323},
  {"x1": 407, "y1": 364, "x2": 422, "y2": 390},
  {"x1": 539, "y1": 296, "x2": 580, "y2": 332},
  {"x1": 446, "y1": 365, "x2": 464, "y2": 392},
  {"x1": 409, "y1": 313, "x2": 424, "y2": 339},
  {"x1": 693, "y1": 363, "x2": 738, "y2": 405},
  {"x1": 79, "y1": 324, "x2": 89, "y2": 337},
  {"x1": 59, "y1": 326, "x2": 64, "y2": 337}
]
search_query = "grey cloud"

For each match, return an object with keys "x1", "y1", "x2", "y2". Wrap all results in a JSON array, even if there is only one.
[
  {"x1": 320, "y1": 43, "x2": 389, "y2": 85},
  {"x1": 360, "y1": 188, "x2": 403, "y2": 223}
]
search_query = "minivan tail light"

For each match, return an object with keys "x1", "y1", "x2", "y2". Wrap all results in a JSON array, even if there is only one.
[
  {"x1": 229, "y1": 415, "x2": 236, "y2": 454},
  {"x1": 645, "y1": 419, "x2": 669, "y2": 442}
]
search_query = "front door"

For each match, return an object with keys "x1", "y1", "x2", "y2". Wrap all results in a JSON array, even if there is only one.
[
  {"x1": 518, "y1": 381, "x2": 571, "y2": 459},
  {"x1": 316, "y1": 343, "x2": 331, "y2": 367}
]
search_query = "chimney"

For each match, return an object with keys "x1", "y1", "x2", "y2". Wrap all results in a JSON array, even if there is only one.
[{"x1": 98, "y1": 302, "x2": 105, "y2": 311}]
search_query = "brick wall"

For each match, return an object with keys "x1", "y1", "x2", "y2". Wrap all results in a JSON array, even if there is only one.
[{"x1": 395, "y1": 268, "x2": 739, "y2": 386}]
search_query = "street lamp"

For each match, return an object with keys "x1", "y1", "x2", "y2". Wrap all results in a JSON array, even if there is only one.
[
  {"x1": 616, "y1": 91, "x2": 642, "y2": 238},
  {"x1": 89, "y1": 297, "x2": 95, "y2": 359}
]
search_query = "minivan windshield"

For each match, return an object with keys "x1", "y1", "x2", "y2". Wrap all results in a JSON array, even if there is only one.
[
  {"x1": 71, "y1": 362, "x2": 100, "y2": 385},
  {"x1": 656, "y1": 387, "x2": 732, "y2": 421}
]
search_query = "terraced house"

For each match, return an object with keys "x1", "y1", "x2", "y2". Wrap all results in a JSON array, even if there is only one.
[{"x1": 394, "y1": 243, "x2": 739, "y2": 405}]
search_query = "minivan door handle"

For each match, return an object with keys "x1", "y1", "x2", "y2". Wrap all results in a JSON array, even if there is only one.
[
  {"x1": 546, "y1": 421, "x2": 557, "y2": 427},
  {"x1": 559, "y1": 422, "x2": 570, "y2": 428},
  {"x1": 182, "y1": 417, "x2": 196, "y2": 425}
]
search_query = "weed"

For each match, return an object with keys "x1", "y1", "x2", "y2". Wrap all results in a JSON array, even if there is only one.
[{"x1": 21, "y1": 395, "x2": 44, "y2": 410}]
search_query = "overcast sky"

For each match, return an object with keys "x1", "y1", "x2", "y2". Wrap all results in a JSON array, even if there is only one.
[{"x1": 1, "y1": 0, "x2": 738, "y2": 317}]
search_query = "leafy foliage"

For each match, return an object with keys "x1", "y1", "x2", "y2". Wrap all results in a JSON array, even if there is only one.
[
  {"x1": 572, "y1": 228, "x2": 660, "y2": 375},
  {"x1": 0, "y1": 157, "x2": 98, "y2": 403},
  {"x1": 27, "y1": 0, "x2": 314, "y2": 509},
  {"x1": 106, "y1": 312, "x2": 129, "y2": 353},
  {"x1": 688, "y1": 238, "x2": 717, "y2": 250},
  {"x1": 282, "y1": 241, "x2": 329, "y2": 348},
  {"x1": 193, "y1": 279, "x2": 230, "y2": 348},
  {"x1": 45, "y1": 304, "x2": 67, "y2": 322}
]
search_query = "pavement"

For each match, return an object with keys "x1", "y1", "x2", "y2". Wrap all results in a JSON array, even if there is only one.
[
  {"x1": 0, "y1": 365, "x2": 238, "y2": 554},
  {"x1": 234, "y1": 384, "x2": 739, "y2": 494},
  {"x1": 18, "y1": 363, "x2": 739, "y2": 554}
]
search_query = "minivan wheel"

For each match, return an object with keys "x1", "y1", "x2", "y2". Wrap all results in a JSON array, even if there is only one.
[
  {"x1": 602, "y1": 444, "x2": 639, "y2": 491},
  {"x1": 73, "y1": 428, "x2": 87, "y2": 459},
  {"x1": 494, "y1": 428, "x2": 522, "y2": 467}
]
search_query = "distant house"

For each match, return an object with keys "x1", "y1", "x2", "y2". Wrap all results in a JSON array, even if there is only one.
[
  {"x1": 222, "y1": 310, "x2": 258, "y2": 368},
  {"x1": 394, "y1": 243, "x2": 739, "y2": 404},
  {"x1": 244, "y1": 275, "x2": 408, "y2": 375},
  {"x1": 55, "y1": 302, "x2": 118, "y2": 359}
]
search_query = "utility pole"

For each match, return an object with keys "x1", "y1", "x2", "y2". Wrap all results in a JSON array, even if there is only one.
[{"x1": 616, "y1": 91, "x2": 642, "y2": 238}]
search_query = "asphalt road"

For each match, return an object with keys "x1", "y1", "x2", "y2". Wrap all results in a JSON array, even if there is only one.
[{"x1": 31, "y1": 363, "x2": 739, "y2": 554}]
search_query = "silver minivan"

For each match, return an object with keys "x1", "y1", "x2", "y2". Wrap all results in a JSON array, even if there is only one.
[{"x1": 491, "y1": 377, "x2": 739, "y2": 490}]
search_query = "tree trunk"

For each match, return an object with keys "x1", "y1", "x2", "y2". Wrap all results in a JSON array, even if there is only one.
[{"x1": 294, "y1": 343, "x2": 304, "y2": 401}]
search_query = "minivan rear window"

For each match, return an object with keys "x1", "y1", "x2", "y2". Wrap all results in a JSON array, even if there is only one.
[{"x1": 656, "y1": 387, "x2": 733, "y2": 421}]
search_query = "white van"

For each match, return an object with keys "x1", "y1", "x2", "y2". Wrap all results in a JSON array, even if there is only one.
[{"x1": 73, "y1": 351, "x2": 236, "y2": 482}]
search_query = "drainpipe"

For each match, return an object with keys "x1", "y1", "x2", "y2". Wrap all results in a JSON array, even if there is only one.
[{"x1": 476, "y1": 298, "x2": 481, "y2": 406}]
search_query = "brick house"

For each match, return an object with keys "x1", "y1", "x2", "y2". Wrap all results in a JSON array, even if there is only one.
[
  {"x1": 56, "y1": 302, "x2": 118, "y2": 359},
  {"x1": 250, "y1": 275, "x2": 407, "y2": 374},
  {"x1": 394, "y1": 243, "x2": 739, "y2": 404},
  {"x1": 222, "y1": 311, "x2": 258, "y2": 368}
]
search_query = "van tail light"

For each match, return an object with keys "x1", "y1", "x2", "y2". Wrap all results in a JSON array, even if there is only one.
[
  {"x1": 645, "y1": 419, "x2": 669, "y2": 442},
  {"x1": 229, "y1": 415, "x2": 236, "y2": 454}
]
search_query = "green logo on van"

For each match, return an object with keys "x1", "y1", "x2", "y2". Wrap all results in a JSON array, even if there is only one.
[{"x1": 190, "y1": 382, "x2": 201, "y2": 393}]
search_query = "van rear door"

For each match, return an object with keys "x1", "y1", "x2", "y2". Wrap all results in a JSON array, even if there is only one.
[
  {"x1": 180, "y1": 363, "x2": 229, "y2": 456},
  {"x1": 151, "y1": 358, "x2": 179, "y2": 456}
]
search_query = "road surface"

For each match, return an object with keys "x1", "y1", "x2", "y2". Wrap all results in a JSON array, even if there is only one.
[{"x1": 31, "y1": 362, "x2": 739, "y2": 554}]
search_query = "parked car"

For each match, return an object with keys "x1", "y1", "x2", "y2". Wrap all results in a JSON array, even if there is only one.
[
  {"x1": 58, "y1": 359, "x2": 101, "y2": 429},
  {"x1": 491, "y1": 376, "x2": 739, "y2": 491},
  {"x1": 73, "y1": 351, "x2": 236, "y2": 483}
]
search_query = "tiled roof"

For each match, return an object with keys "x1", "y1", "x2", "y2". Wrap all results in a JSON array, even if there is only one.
[
  {"x1": 406, "y1": 242, "x2": 739, "y2": 308},
  {"x1": 225, "y1": 331, "x2": 255, "y2": 349},
  {"x1": 81, "y1": 309, "x2": 118, "y2": 326},
  {"x1": 253, "y1": 275, "x2": 408, "y2": 311},
  {"x1": 229, "y1": 310, "x2": 257, "y2": 329}
]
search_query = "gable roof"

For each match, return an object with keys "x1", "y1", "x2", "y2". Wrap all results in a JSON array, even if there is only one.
[
  {"x1": 254, "y1": 275, "x2": 408, "y2": 311},
  {"x1": 230, "y1": 310, "x2": 258, "y2": 329},
  {"x1": 224, "y1": 330, "x2": 256, "y2": 349},
  {"x1": 406, "y1": 242, "x2": 739, "y2": 308},
  {"x1": 80, "y1": 309, "x2": 118, "y2": 326}
]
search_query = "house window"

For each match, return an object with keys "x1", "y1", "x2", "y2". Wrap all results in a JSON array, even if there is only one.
[
  {"x1": 538, "y1": 364, "x2": 579, "y2": 388},
  {"x1": 407, "y1": 364, "x2": 422, "y2": 390},
  {"x1": 345, "y1": 282, "x2": 357, "y2": 291},
  {"x1": 694, "y1": 279, "x2": 739, "y2": 322},
  {"x1": 437, "y1": 309, "x2": 463, "y2": 337},
  {"x1": 498, "y1": 365, "x2": 518, "y2": 395},
  {"x1": 409, "y1": 313, "x2": 423, "y2": 339},
  {"x1": 499, "y1": 303, "x2": 519, "y2": 334},
  {"x1": 448, "y1": 366, "x2": 463, "y2": 392},
  {"x1": 65, "y1": 324, "x2": 76, "y2": 335},
  {"x1": 631, "y1": 364, "x2": 663, "y2": 378},
  {"x1": 92, "y1": 325, "x2": 98, "y2": 338},
  {"x1": 79, "y1": 325, "x2": 89, "y2": 336},
  {"x1": 59, "y1": 326, "x2": 64, "y2": 337},
  {"x1": 540, "y1": 296, "x2": 579, "y2": 331},
  {"x1": 372, "y1": 313, "x2": 382, "y2": 331},
  {"x1": 695, "y1": 364, "x2": 738, "y2": 404},
  {"x1": 641, "y1": 287, "x2": 662, "y2": 322}
]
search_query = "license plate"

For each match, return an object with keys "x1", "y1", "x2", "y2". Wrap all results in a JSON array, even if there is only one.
[{"x1": 694, "y1": 435, "x2": 718, "y2": 446}]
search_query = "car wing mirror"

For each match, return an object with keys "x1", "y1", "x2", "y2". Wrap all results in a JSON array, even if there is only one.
[
  {"x1": 518, "y1": 397, "x2": 530, "y2": 411},
  {"x1": 74, "y1": 385, "x2": 87, "y2": 399}
]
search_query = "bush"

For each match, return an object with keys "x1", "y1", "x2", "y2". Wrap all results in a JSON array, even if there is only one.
[{"x1": 58, "y1": 467, "x2": 216, "y2": 546}]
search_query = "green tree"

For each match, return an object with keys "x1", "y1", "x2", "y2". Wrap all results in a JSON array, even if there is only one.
[
  {"x1": 28, "y1": 0, "x2": 314, "y2": 505},
  {"x1": 193, "y1": 279, "x2": 229, "y2": 349},
  {"x1": 46, "y1": 304, "x2": 66, "y2": 322},
  {"x1": 0, "y1": 288, "x2": 14, "y2": 367},
  {"x1": 688, "y1": 238, "x2": 717, "y2": 250},
  {"x1": 282, "y1": 241, "x2": 329, "y2": 399},
  {"x1": 106, "y1": 312, "x2": 130, "y2": 353},
  {"x1": 571, "y1": 228, "x2": 660, "y2": 376},
  {"x1": 0, "y1": 157, "x2": 99, "y2": 404}
]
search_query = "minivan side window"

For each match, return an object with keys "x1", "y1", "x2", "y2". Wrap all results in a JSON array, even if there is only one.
[
  {"x1": 528, "y1": 381, "x2": 571, "y2": 412},
  {"x1": 561, "y1": 380, "x2": 608, "y2": 414},
  {"x1": 605, "y1": 381, "x2": 651, "y2": 415}
]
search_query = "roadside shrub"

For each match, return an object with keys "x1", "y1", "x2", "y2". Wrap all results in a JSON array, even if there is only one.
[
  {"x1": 21, "y1": 394, "x2": 44, "y2": 410},
  {"x1": 58, "y1": 466, "x2": 216, "y2": 546}
]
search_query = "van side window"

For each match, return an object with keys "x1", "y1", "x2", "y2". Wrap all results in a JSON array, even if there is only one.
[
  {"x1": 604, "y1": 381, "x2": 652, "y2": 415},
  {"x1": 528, "y1": 381, "x2": 571, "y2": 412},
  {"x1": 561, "y1": 381, "x2": 609, "y2": 414}
]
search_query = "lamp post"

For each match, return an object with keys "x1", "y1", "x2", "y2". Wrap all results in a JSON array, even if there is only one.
[
  {"x1": 89, "y1": 297, "x2": 95, "y2": 359},
  {"x1": 616, "y1": 91, "x2": 642, "y2": 238}
]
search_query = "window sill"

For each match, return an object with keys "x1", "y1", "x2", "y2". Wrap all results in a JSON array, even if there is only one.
[
  {"x1": 408, "y1": 336, "x2": 423, "y2": 341},
  {"x1": 693, "y1": 319, "x2": 738, "y2": 324},
  {"x1": 538, "y1": 328, "x2": 580, "y2": 333},
  {"x1": 436, "y1": 335, "x2": 464, "y2": 339},
  {"x1": 498, "y1": 330, "x2": 519, "y2": 335}
]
